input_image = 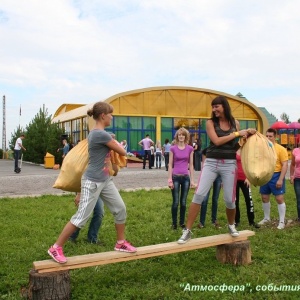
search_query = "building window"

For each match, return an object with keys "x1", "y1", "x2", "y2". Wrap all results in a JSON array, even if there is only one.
[
  {"x1": 161, "y1": 117, "x2": 173, "y2": 144},
  {"x1": 143, "y1": 117, "x2": 155, "y2": 130},
  {"x1": 129, "y1": 131, "x2": 142, "y2": 152},
  {"x1": 72, "y1": 119, "x2": 81, "y2": 143},
  {"x1": 115, "y1": 116, "x2": 128, "y2": 129},
  {"x1": 107, "y1": 116, "x2": 156, "y2": 154},
  {"x1": 129, "y1": 117, "x2": 142, "y2": 129},
  {"x1": 64, "y1": 121, "x2": 71, "y2": 139},
  {"x1": 82, "y1": 117, "x2": 88, "y2": 139},
  {"x1": 247, "y1": 120, "x2": 257, "y2": 130},
  {"x1": 238, "y1": 120, "x2": 258, "y2": 130}
]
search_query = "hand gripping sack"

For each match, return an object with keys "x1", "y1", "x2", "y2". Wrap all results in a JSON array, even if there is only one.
[
  {"x1": 241, "y1": 132, "x2": 277, "y2": 186},
  {"x1": 53, "y1": 139, "x2": 88, "y2": 192},
  {"x1": 109, "y1": 147, "x2": 127, "y2": 176}
]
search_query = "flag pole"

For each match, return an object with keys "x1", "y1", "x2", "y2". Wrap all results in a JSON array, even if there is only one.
[{"x1": 19, "y1": 105, "x2": 21, "y2": 130}]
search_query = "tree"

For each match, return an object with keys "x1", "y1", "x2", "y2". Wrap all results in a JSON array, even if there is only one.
[
  {"x1": 280, "y1": 112, "x2": 290, "y2": 124},
  {"x1": 9, "y1": 106, "x2": 65, "y2": 164},
  {"x1": 270, "y1": 113, "x2": 278, "y2": 121}
]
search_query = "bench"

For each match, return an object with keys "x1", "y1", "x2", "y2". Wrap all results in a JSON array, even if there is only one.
[{"x1": 28, "y1": 230, "x2": 255, "y2": 299}]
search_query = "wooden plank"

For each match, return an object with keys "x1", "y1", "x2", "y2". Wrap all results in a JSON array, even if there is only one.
[{"x1": 34, "y1": 230, "x2": 255, "y2": 273}]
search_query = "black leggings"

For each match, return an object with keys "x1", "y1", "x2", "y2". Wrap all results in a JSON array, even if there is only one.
[{"x1": 235, "y1": 180, "x2": 255, "y2": 224}]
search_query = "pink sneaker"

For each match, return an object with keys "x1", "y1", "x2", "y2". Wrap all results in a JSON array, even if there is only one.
[
  {"x1": 114, "y1": 240, "x2": 137, "y2": 253},
  {"x1": 48, "y1": 245, "x2": 67, "y2": 264}
]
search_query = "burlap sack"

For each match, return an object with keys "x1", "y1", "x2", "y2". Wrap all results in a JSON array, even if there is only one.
[
  {"x1": 53, "y1": 139, "x2": 126, "y2": 192},
  {"x1": 108, "y1": 148, "x2": 127, "y2": 176},
  {"x1": 241, "y1": 132, "x2": 277, "y2": 186},
  {"x1": 53, "y1": 139, "x2": 89, "y2": 192}
]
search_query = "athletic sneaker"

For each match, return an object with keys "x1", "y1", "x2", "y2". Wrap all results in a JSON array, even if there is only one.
[
  {"x1": 114, "y1": 240, "x2": 137, "y2": 253},
  {"x1": 277, "y1": 222, "x2": 285, "y2": 230},
  {"x1": 258, "y1": 218, "x2": 270, "y2": 225},
  {"x1": 213, "y1": 221, "x2": 222, "y2": 229},
  {"x1": 197, "y1": 222, "x2": 204, "y2": 229},
  {"x1": 177, "y1": 229, "x2": 192, "y2": 244},
  {"x1": 249, "y1": 222, "x2": 261, "y2": 228},
  {"x1": 228, "y1": 224, "x2": 239, "y2": 237},
  {"x1": 48, "y1": 245, "x2": 67, "y2": 264}
]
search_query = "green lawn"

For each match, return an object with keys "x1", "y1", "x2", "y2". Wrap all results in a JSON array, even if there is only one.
[{"x1": 0, "y1": 183, "x2": 299, "y2": 300}]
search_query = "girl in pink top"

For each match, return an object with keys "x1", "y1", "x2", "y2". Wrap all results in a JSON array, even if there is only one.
[
  {"x1": 290, "y1": 147, "x2": 300, "y2": 220},
  {"x1": 168, "y1": 128, "x2": 195, "y2": 229}
]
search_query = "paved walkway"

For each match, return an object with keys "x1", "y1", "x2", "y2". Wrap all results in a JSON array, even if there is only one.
[
  {"x1": 0, "y1": 159, "x2": 290, "y2": 199},
  {"x1": 0, "y1": 159, "x2": 200, "y2": 198}
]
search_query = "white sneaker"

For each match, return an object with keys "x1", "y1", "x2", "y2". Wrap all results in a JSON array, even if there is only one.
[
  {"x1": 277, "y1": 222, "x2": 285, "y2": 230},
  {"x1": 258, "y1": 218, "x2": 270, "y2": 225},
  {"x1": 177, "y1": 229, "x2": 192, "y2": 244},
  {"x1": 228, "y1": 224, "x2": 239, "y2": 237}
]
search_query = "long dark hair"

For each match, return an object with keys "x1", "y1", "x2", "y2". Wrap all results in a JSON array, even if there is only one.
[{"x1": 211, "y1": 96, "x2": 236, "y2": 128}]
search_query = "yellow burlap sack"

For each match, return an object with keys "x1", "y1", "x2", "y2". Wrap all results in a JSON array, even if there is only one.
[
  {"x1": 53, "y1": 139, "x2": 89, "y2": 192},
  {"x1": 108, "y1": 149, "x2": 127, "y2": 176},
  {"x1": 53, "y1": 139, "x2": 127, "y2": 192},
  {"x1": 241, "y1": 132, "x2": 277, "y2": 186}
]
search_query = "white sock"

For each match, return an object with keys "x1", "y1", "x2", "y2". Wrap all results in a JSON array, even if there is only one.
[
  {"x1": 262, "y1": 202, "x2": 271, "y2": 220},
  {"x1": 278, "y1": 203, "x2": 286, "y2": 223}
]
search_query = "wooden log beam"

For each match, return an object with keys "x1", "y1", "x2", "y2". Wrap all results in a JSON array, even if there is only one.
[{"x1": 34, "y1": 230, "x2": 255, "y2": 273}]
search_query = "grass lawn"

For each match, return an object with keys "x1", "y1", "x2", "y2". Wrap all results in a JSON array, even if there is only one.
[{"x1": 0, "y1": 182, "x2": 299, "y2": 300}]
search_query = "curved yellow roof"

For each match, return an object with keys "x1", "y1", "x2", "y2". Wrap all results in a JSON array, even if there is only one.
[
  {"x1": 52, "y1": 86, "x2": 269, "y2": 132},
  {"x1": 105, "y1": 86, "x2": 268, "y2": 132},
  {"x1": 52, "y1": 103, "x2": 94, "y2": 123},
  {"x1": 53, "y1": 103, "x2": 87, "y2": 119}
]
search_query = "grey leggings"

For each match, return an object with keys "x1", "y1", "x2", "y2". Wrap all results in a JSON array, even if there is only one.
[
  {"x1": 193, "y1": 158, "x2": 237, "y2": 209},
  {"x1": 71, "y1": 177, "x2": 126, "y2": 228}
]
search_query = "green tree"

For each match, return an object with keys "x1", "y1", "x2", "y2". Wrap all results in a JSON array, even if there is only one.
[
  {"x1": 270, "y1": 113, "x2": 278, "y2": 121},
  {"x1": 280, "y1": 112, "x2": 290, "y2": 124},
  {"x1": 9, "y1": 106, "x2": 65, "y2": 164}
]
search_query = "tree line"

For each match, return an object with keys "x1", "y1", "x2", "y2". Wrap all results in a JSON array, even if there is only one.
[{"x1": 7, "y1": 107, "x2": 65, "y2": 165}]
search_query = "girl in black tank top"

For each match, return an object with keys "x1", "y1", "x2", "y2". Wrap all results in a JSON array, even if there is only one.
[
  {"x1": 177, "y1": 96, "x2": 253, "y2": 244},
  {"x1": 206, "y1": 120, "x2": 237, "y2": 160}
]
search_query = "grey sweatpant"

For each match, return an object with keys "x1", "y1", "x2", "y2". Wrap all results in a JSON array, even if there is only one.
[
  {"x1": 71, "y1": 177, "x2": 126, "y2": 228},
  {"x1": 193, "y1": 158, "x2": 237, "y2": 209}
]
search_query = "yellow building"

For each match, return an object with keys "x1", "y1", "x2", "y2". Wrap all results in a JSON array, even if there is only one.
[{"x1": 52, "y1": 86, "x2": 268, "y2": 154}]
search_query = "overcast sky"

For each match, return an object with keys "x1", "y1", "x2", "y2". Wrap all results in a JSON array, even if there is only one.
[{"x1": 1, "y1": 0, "x2": 300, "y2": 147}]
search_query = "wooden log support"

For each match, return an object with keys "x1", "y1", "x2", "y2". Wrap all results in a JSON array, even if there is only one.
[
  {"x1": 33, "y1": 230, "x2": 255, "y2": 274},
  {"x1": 216, "y1": 240, "x2": 252, "y2": 265},
  {"x1": 27, "y1": 269, "x2": 70, "y2": 300}
]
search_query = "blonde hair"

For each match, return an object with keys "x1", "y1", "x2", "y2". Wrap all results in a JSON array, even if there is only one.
[
  {"x1": 87, "y1": 102, "x2": 113, "y2": 120},
  {"x1": 174, "y1": 127, "x2": 190, "y2": 144}
]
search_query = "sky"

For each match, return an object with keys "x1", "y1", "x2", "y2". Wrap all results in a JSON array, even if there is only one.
[{"x1": 1, "y1": 0, "x2": 300, "y2": 148}]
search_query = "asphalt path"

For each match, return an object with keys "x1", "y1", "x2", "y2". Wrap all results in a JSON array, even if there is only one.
[
  {"x1": 0, "y1": 159, "x2": 290, "y2": 199},
  {"x1": 0, "y1": 159, "x2": 200, "y2": 198}
]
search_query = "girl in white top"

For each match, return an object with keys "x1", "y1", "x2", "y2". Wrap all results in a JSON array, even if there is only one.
[{"x1": 155, "y1": 141, "x2": 162, "y2": 169}]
